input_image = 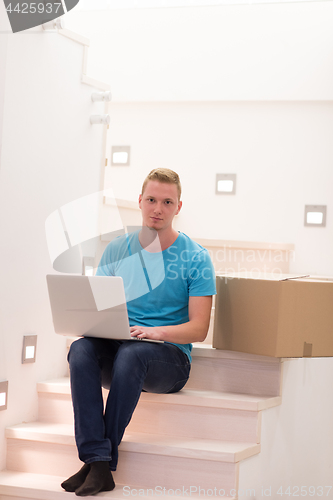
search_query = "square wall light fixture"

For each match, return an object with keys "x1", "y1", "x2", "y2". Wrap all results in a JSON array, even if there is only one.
[
  {"x1": 216, "y1": 174, "x2": 237, "y2": 195},
  {"x1": 0, "y1": 381, "x2": 8, "y2": 411},
  {"x1": 304, "y1": 205, "x2": 327, "y2": 227},
  {"x1": 111, "y1": 146, "x2": 130, "y2": 166},
  {"x1": 22, "y1": 335, "x2": 37, "y2": 364}
]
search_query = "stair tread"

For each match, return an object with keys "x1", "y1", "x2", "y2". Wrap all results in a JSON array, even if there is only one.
[
  {"x1": 138, "y1": 388, "x2": 280, "y2": 410},
  {"x1": 37, "y1": 378, "x2": 281, "y2": 410},
  {"x1": 0, "y1": 471, "x2": 236, "y2": 500},
  {"x1": 191, "y1": 344, "x2": 281, "y2": 364},
  {"x1": 6, "y1": 422, "x2": 260, "y2": 462},
  {"x1": 2, "y1": 347, "x2": 280, "y2": 496},
  {"x1": 65, "y1": 338, "x2": 280, "y2": 364}
]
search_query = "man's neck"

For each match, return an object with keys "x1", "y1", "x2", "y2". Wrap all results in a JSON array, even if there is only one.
[
  {"x1": 157, "y1": 228, "x2": 179, "y2": 251},
  {"x1": 139, "y1": 226, "x2": 179, "y2": 252}
]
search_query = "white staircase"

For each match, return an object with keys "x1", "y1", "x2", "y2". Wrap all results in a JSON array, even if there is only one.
[{"x1": 0, "y1": 346, "x2": 282, "y2": 499}]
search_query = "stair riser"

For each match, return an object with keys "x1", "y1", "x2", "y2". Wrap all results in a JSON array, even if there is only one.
[
  {"x1": 6, "y1": 439, "x2": 81, "y2": 481},
  {"x1": 38, "y1": 394, "x2": 261, "y2": 443},
  {"x1": 6, "y1": 439, "x2": 238, "y2": 491},
  {"x1": 187, "y1": 357, "x2": 281, "y2": 397},
  {"x1": 63, "y1": 345, "x2": 282, "y2": 397},
  {"x1": 1, "y1": 496, "x2": 32, "y2": 500},
  {"x1": 115, "y1": 453, "x2": 238, "y2": 492},
  {"x1": 0, "y1": 490, "x2": 236, "y2": 500},
  {"x1": 38, "y1": 394, "x2": 73, "y2": 425},
  {"x1": 127, "y1": 403, "x2": 261, "y2": 443}
]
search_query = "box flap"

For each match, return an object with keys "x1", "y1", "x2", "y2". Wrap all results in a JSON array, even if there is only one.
[
  {"x1": 217, "y1": 271, "x2": 309, "y2": 281},
  {"x1": 280, "y1": 274, "x2": 310, "y2": 282},
  {"x1": 290, "y1": 276, "x2": 333, "y2": 283}
]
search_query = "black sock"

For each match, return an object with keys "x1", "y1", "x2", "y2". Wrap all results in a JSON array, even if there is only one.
[
  {"x1": 75, "y1": 461, "x2": 115, "y2": 497},
  {"x1": 61, "y1": 463, "x2": 91, "y2": 492}
]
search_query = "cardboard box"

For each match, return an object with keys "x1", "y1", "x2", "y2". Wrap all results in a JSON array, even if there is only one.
[{"x1": 213, "y1": 273, "x2": 333, "y2": 358}]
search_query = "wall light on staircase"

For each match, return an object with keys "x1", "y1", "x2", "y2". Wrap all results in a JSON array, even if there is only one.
[
  {"x1": 216, "y1": 174, "x2": 237, "y2": 195},
  {"x1": 90, "y1": 115, "x2": 110, "y2": 125},
  {"x1": 111, "y1": 146, "x2": 131, "y2": 166},
  {"x1": 91, "y1": 91, "x2": 112, "y2": 102},
  {"x1": 22, "y1": 335, "x2": 38, "y2": 364},
  {"x1": 304, "y1": 205, "x2": 327, "y2": 227},
  {"x1": 42, "y1": 18, "x2": 64, "y2": 31},
  {"x1": 0, "y1": 381, "x2": 8, "y2": 411}
]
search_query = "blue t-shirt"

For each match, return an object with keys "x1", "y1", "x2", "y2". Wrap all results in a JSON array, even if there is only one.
[{"x1": 96, "y1": 231, "x2": 216, "y2": 362}]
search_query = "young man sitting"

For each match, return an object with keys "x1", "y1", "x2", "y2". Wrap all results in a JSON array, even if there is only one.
[{"x1": 61, "y1": 168, "x2": 216, "y2": 496}]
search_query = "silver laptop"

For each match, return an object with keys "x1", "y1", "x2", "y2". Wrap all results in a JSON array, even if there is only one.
[
  {"x1": 46, "y1": 274, "x2": 163, "y2": 343},
  {"x1": 47, "y1": 274, "x2": 133, "y2": 340}
]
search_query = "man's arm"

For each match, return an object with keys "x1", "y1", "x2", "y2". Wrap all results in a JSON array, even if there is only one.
[{"x1": 130, "y1": 295, "x2": 213, "y2": 344}]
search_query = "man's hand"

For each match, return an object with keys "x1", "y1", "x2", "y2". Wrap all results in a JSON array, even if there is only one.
[
  {"x1": 130, "y1": 325, "x2": 163, "y2": 341},
  {"x1": 129, "y1": 296, "x2": 213, "y2": 344}
]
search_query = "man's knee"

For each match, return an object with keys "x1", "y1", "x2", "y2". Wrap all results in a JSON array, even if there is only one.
[
  {"x1": 67, "y1": 338, "x2": 96, "y2": 365},
  {"x1": 113, "y1": 342, "x2": 147, "y2": 375},
  {"x1": 115, "y1": 341, "x2": 142, "y2": 362}
]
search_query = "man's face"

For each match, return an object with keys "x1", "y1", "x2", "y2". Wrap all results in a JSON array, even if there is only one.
[{"x1": 139, "y1": 180, "x2": 182, "y2": 232}]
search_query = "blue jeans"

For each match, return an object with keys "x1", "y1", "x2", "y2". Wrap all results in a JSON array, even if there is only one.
[{"x1": 67, "y1": 337, "x2": 191, "y2": 470}]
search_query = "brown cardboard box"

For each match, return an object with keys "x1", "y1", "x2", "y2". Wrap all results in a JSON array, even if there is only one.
[{"x1": 213, "y1": 273, "x2": 333, "y2": 358}]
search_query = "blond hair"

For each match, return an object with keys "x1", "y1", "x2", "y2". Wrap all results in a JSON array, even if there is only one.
[{"x1": 141, "y1": 168, "x2": 181, "y2": 200}]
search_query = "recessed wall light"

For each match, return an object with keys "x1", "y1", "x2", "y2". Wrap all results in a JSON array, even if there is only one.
[
  {"x1": 22, "y1": 335, "x2": 37, "y2": 364},
  {"x1": 0, "y1": 381, "x2": 8, "y2": 411},
  {"x1": 304, "y1": 205, "x2": 327, "y2": 227},
  {"x1": 216, "y1": 174, "x2": 237, "y2": 195},
  {"x1": 111, "y1": 146, "x2": 130, "y2": 166}
]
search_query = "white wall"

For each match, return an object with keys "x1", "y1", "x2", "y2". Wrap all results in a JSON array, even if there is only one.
[
  {"x1": 0, "y1": 0, "x2": 332, "y2": 479},
  {"x1": 239, "y1": 357, "x2": 333, "y2": 499},
  {"x1": 64, "y1": 2, "x2": 333, "y2": 276},
  {"x1": 0, "y1": 8, "x2": 105, "y2": 469},
  {"x1": 66, "y1": 1, "x2": 333, "y2": 101},
  {"x1": 103, "y1": 101, "x2": 333, "y2": 276},
  {"x1": 0, "y1": 7, "x2": 9, "y2": 168}
]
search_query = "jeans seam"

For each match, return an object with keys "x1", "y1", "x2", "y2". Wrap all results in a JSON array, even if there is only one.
[
  {"x1": 147, "y1": 359, "x2": 190, "y2": 367},
  {"x1": 85, "y1": 456, "x2": 112, "y2": 464},
  {"x1": 167, "y1": 377, "x2": 190, "y2": 393}
]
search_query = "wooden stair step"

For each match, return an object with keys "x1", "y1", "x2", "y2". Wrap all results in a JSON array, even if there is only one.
[
  {"x1": 64, "y1": 341, "x2": 282, "y2": 397},
  {"x1": 38, "y1": 379, "x2": 281, "y2": 443},
  {"x1": 0, "y1": 471, "x2": 76, "y2": 500},
  {"x1": 187, "y1": 346, "x2": 282, "y2": 396},
  {"x1": 137, "y1": 389, "x2": 281, "y2": 411},
  {"x1": 0, "y1": 471, "x2": 236, "y2": 500},
  {"x1": 37, "y1": 378, "x2": 280, "y2": 443},
  {"x1": 2, "y1": 346, "x2": 282, "y2": 495},
  {"x1": 37, "y1": 379, "x2": 70, "y2": 395},
  {"x1": 37, "y1": 378, "x2": 281, "y2": 411},
  {"x1": 6, "y1": 422, "x2": 260, "y2": 463},
  {"x1": 5, "y1": 421, "x2": 241, "y2": 490},
  {"x1": 121, "y1": 432, "x2": 260, "y2": 463},
  {"x1": 6, "y1": 422, "x2": 75, "y2": 446}
]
